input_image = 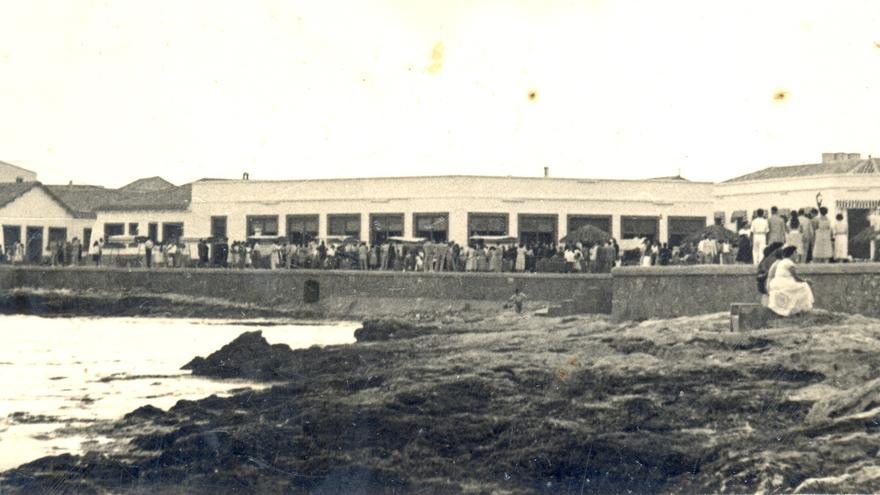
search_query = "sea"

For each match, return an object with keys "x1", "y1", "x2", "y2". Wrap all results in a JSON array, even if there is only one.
[{"x1": 0, "y1": 315, "x2": 358, "y2": 470}]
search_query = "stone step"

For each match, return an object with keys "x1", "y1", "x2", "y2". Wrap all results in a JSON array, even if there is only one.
[{"x1": 730, "y1": 302, "x2": 779, "y2": 331}]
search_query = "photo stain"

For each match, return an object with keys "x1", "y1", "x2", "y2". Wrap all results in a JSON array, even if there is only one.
[
  {"x1": 773, "y1": 90, "x2": 788, "y2": 102},
  {"x1": 426, "y1": 41, "x2": 444, "y2": 75},
  {"x1": 528, "y1": 90, "x2": 538, "y2": 101}
]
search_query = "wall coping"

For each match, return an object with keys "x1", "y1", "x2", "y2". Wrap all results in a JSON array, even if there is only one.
[
  {"x1": 0, "y1": 265, "x2": 612, "y2": 281},
  {"x1": 612, "y1": 262, "x2": 880, "y2": 277}
]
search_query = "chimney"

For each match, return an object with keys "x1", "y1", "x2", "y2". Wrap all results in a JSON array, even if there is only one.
[{"x1": 543, "y1": 166, "x2": 549, "y2": 178}]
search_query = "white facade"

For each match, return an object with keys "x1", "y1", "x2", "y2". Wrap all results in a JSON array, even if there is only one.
[
  {"x1": 181, "y1": 176, "x2": 716, "y2": 245},
  {"x1": 0, "y1": 187, "x2": 94, "y2": 257}
]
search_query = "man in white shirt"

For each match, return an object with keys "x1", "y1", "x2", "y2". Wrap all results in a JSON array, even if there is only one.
[{"x1": 751, "y1": 209, "x2": 769, "y2": 265}]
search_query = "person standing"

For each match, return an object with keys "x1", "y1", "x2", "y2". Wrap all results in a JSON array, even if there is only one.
[
  {"x1": 197, "y1": 239, "x2": 209, "y2": 268},
  {"x1": 751, "y1": 209, "x2": 769, "y2": 265},
  {"x1": 735, "y1": 224, "x2": 752, "y2": 264},
  {"x1": 812, "y1": 207, "x2": 833, "y2": 263},
  {"x1": 767, "y1": 206, "x2": 786, "y2": 246},
  {"x1": 784, "y1": 216, "x2": 804, "y2": 263},
  {"x1": 798, "y1": 209, "x2": 814, "y2": 263},
  {"x1": 144, "y1": 238, "x2": 154, "y2": 268},
  {"x1": 515, "y1": 244, "x2": 526, "y2": 272},
  {"x1": 358, "y1": 242, "x2": 368, "y2": 270},
  {"x1": 833, "y1": 213, "x2": 849, "y2": 262}
]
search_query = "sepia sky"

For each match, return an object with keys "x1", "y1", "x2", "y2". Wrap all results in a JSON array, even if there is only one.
[{"x1": 2, "y1": 1, "x2": 880, "y2": 187}]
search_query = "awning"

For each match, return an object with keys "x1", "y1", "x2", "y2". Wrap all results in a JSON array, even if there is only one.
[
  {"x1": 730, "y1": 210, "x2": 747, "y2": 220},
  {"x1": 836, "y1": 199, "x2": 880, "y2": 209}
]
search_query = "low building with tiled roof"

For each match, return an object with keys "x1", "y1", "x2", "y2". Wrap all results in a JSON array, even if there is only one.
[
  {"x1": 716, "y1": 153, "x2": 880, "y2": 259},
  {"x1": 0, "y1": 182, "x2": 98, "y2": 261}
]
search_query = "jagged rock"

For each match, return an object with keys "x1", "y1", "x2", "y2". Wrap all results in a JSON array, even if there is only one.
[{"x1": 181, "y1": 330, "x2": 295, "y2": 380}]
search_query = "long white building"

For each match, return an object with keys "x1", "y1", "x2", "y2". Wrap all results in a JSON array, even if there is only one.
[{"x1": 3, "y1": 152, "x2": 880, "y2": 260}]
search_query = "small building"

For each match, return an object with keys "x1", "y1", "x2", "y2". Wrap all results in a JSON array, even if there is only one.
[
  {"x1": 0, "y1": 182, "x2": 111, "y2": 261},
  {"x1": 0, "y1": 161, "x2": 37, "y2": 183},
  {"x1": 92, "y1": 181, "x2": 192, "y2": 244}
]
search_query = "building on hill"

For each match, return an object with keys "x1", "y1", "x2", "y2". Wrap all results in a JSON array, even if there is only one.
[{"x1": 0, "y1": 161, "x2": 37, "y2": 183}]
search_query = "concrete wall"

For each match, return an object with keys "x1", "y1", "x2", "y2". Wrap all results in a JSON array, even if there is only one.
[
  {"x1": 612, "y1": 263, "x2": 880, "y2": 320},
  {"x1": 0, "y1": 266, "x2": 613, "y2": 313}
]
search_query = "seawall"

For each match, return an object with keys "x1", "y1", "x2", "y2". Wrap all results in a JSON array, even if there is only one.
[
  {"x1": 612, "y1": 264, "x2": 880, "y2": 320},
  {"x1": 3, "y1": 264, "x2": 880, "y2": 320},
  {"x1": 0, "y1": 266, "x2": 613, "y2": 317}
]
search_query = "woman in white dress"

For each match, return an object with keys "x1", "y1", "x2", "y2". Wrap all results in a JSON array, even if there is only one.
[
  {"x1": 832, "y1": 213, "x2": 848, "y2": 262},
  {"x1": 515, "y1": 244, "x2": 526, "y2": 272},
  {"x1": 768, "y1": 246, "x2": 814, "y2": 317}
]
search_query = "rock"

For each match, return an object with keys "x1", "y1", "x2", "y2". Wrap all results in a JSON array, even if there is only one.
[
  {"x1": 181, "y1": 330, "x2": 294, "y2": 380},
  {"x1": 354, "y1": 319, "x2": 430, "y2": 342},
  {"x1": 122, "y1": 404, "x2": 165, "y2": 422}
]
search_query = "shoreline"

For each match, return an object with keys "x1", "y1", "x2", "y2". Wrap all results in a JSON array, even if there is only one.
[{"x1": 3, "y1": 293, "x2": 880, "y2": 492}]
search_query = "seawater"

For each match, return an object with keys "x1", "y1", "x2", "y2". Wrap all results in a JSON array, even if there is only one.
[{"x1": 0, "y1": 315, "x2": 358, "y2": 470}]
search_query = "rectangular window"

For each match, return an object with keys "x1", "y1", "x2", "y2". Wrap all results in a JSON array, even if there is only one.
[
  {"x1": 128, "y1": 223, "x2": 139, "y2": 236},
  {"x1": 567, "y1": 215, "x2": 612, "y2": 237},
  {"x1": 148, "y1": 223, "x2": 158, "y2": 243},
  {"x1": 518, "y1": 214, "x2": 557, "y2": 247},
  {"x1": 83, "y1": 228, "x2": 92, "y2": 248},
  {"x1": 467, "y1": 213, "x2": 508, "y2": 238},
  {"x1": 327, "y1": 214, "x2": 361, "y2": 240},
  {"x1": 2, "y1": 225, "x2": 21, "y2": 254},
  {"x1": 162, "y1": 223, "x2": 184, "y2": 243},
  {"x1": 48, "y1": 227, "x2": 67, "y2": 246},
  {"x1": 667, "y1": 216, "x2": 707, "y2": 247},
  {"x1": 246, "y1": 215, "x2": 279, "y2": 237},
  {"x1": 211, "y1": 216, "x2": 228, "y2": 241},
  {"x1": 621, "y1": 216, "x2": 659, "y2": 241},
  {"x1": 414, "y1": 213, "x2": 449, "y2": 242},
  {"x1": 286, "y1": 214, "x2": 319, "y2": 245},
  {"x1": 370, "y1": 213, "x2": 404, "y2": 245},
  {"x1": 103, "y1": 223, "x2": 124, "y2": 239}
]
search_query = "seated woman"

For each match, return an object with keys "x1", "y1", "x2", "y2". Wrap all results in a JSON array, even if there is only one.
[
  {"x1": 767, "y1": 245, "x2": 814, "y2": 317},
  {"x1": 756, "y1": 241, "x2": 785, "y2": 306}
]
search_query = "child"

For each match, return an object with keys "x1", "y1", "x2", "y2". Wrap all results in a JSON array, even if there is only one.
[{"x1": 509, "y1": 288, "x2": 528, "y2": 314}]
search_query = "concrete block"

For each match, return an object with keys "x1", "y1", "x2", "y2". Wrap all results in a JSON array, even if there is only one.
[{"x1": 730, "y1": 303, "x2": 777, "y2": 331}]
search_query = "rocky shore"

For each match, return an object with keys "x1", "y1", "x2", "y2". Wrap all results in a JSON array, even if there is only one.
[{"x1": 4, "y1": 306, "x2": 880, "y2": 493}]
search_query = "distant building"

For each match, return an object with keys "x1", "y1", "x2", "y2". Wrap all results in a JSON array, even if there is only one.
[
  {"x1": 4, "y1": 153, "x2": 880, "y2": 261},
  {"x1": 0, "y1": 161, "x2": 37, "y2": 183}
]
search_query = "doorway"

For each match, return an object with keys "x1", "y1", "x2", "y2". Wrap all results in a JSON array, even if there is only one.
[{"x1": 26, "y1": 226, "x2": 43, "y2": 264}]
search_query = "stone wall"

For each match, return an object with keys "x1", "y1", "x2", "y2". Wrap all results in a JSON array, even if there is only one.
[
  {"x1": 4, "y1": 263, "x2": 880, "y2": 320},
  {"x1": 612, "y1": 264, "x2": 880, "y2": 320},
  {"x1": 0, "y1": 266, "x2": 613, "y2": 314}
]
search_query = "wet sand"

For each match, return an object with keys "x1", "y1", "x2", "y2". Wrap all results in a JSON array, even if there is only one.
[{"x1": 2, "y1": 293, "x2": 880, "y2": 493}]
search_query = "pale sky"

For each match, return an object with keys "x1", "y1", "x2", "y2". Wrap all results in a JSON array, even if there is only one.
[{"x1": 2, "y1": 1, "x2": 880, "y2": 188}]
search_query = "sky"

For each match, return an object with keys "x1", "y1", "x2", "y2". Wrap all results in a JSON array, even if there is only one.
[{"x1": 2, "y1": 1, "x2": 880, "y2": 187}]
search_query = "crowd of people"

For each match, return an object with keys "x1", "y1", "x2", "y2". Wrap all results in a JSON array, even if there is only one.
[
  {"x1": 0, "y1": 205, "x2": 865, "y2": 272},
  {"x1": 740, "y1": 206, "x2": 849, "y2": 265},
  {"x1": 189, "y1": 238, "x2": 623, "y2": 274}
]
